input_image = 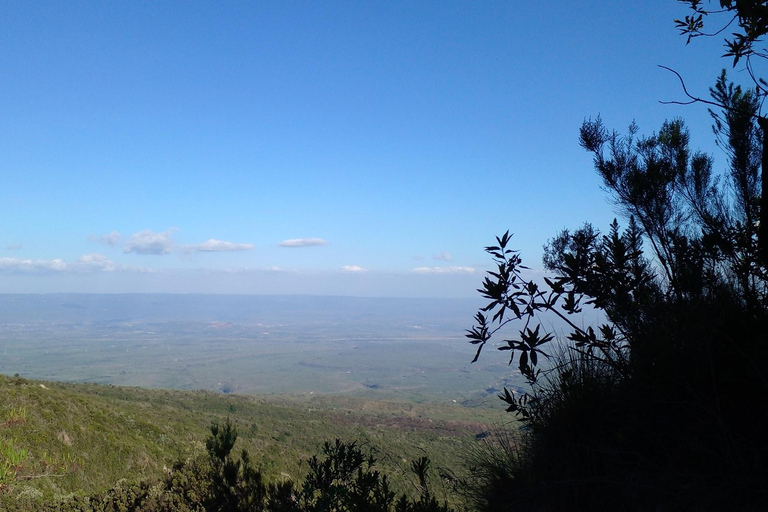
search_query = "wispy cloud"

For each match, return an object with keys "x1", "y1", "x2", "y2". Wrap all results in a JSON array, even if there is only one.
[
  {"x1": 341, "y1": 265, "x2": 367, "y2": 273},
  {"x1": 89, "y1": 231, "x2": 121, "y2": 246},
  {"x1": 4, "y1": 244, "x2": 22, "y2": 251},
  {"x1": 193, "y1": 239, "x2": 254, "y2": 252},
  {"x1": 122, "y1": 229, "x2": 253, "y2": 255},
  {"x1": 76, "y1": 253, "x2": 117, "y2": 272},
  {"x1": 124, "y1": 229, "x2": 176, "y2": 255},
  {"x1": 279, "y1": 238, "x2": 327, "y2": 247},
  {"x1": 0, "y1": 257, "x2": 67, "y2": 272},
  {"x1": 411, "y1": 266, "x2": 476, "y2": 274},
  {"x1": 0, "y1": 254, "x2": 140, "y2": 274},
  {"x1": 433, "y1": 251, "x2": 452, "y2": 261}
]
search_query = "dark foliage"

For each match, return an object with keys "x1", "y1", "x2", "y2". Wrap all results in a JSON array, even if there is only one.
[
  {"x1": 204, "y1": 418, "x2": 271, "y2": 511},
  {"x1": 297, "y1": 439, "x2": 394, "y2": 512},
  {"x1": 466, "y1": 74, "x2": 768, "y2": 509},
  {"x1": 38, "y1": 420, "x2": 454, "y2": 512},
  {"x1": 676, "y1": 1, "x2": 768, "y2": 68},
  {"x1": 675, "y1": 0, "x2": 768, "y2": 265},
  {"x1": 296, "y1": 439, "x2": 450, "y2": 512}
]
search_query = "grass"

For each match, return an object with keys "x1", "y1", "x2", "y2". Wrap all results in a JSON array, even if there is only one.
[{"x1": 0, "y1": 373, "x2": 510, "y2": 508}]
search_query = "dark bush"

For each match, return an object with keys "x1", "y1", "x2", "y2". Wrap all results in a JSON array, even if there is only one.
[{"x1": 466, "y1": 74, "x2": 768, "y2": 510}]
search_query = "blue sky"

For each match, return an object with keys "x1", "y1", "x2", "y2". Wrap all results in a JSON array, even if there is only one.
[{"x1": 0, "y1": 1, "x2": 740, "y2": 296}]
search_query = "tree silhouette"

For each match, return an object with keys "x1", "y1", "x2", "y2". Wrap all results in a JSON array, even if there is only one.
[
  {"x1": 675, "y1": 0, "x2": 768, "y2": 265},
  {"x1": 467, "y1": 75, "x2": 768, "y2": 509}
]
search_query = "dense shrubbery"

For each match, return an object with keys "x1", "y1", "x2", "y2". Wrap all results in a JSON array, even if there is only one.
[
  {"x1": 461, "y1": 4, "x2": 768, "y2": 508},
  {"x1": 31, "y1": 418, "x2": 453, "y2": 512},
  {"x1": 465, "y1": 74, "x2": 768, "y2": 510}
]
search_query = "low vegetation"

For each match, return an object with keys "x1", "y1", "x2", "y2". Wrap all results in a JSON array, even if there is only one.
[
  {"x1": 11, "y1": 418, "x2": 452, "y2": 511},
  {"x1": 0, "y1": 373, "x2": 506, "y2": 510}
]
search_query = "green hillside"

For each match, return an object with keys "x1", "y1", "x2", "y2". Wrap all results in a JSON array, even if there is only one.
[{"x1": 0, "y1": 373, "x2": 508, "y2": 508}]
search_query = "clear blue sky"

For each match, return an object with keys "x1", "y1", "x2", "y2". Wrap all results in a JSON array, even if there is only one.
[{"x1": 0, "y1": 1, "x2": 739, "y2": 296}]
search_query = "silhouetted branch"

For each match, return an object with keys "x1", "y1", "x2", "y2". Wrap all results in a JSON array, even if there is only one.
[
  {"x1": 685, "y1": 14, "x2": 737, "y2": 38},
  {"x1": 658, "y1": 65, "x2": 732, "y2": 111},
  {"x1": 745, "y1": 57, "x2": 768, "y2": 96}
]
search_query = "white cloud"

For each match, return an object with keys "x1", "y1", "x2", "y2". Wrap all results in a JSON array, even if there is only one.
[
  {"x1": 0, "y1": 257, "x2": 67, "y2": 272},
  {"x1": 0, "y1": 254, "x2": 133, "y2": 274},
  {"x1": 411, "y1": 266, "x2": 477, "y2": 275},
  {"x1": 433, "y1": 252, "x2": 453, "y2": 261},
  {"x1": 4, "y1": 244, "x2": 22, "y2": 251},
  {"x1": 124, "y1": 229, "x2": 176, "y2": 255},
  {"x1": 194, "y1": 239, "x2": 254, "y2": 252},
  {"x1": 122, "y1": 230, "x2": 253, "y2": 255},
  {"x1": 76, "y1": 253, "x2": 117, "y2": 272},
  {"x1": 341, "y1": 265, "x2": 367, "y2": 273},
  {"x1": 279, "y1": 238, "x2": 327, "y2": 247},
  {"x1": 89, "y1": 231, "x2": 121, "y2": 246}
]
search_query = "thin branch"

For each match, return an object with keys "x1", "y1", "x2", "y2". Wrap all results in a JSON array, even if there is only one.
[
  {"x1": 487, "y1": 317, "x2": 515, "y2": 338},
  {"x1": 691, "y1": 7, "x2": 730, "y2": 16},
  {"x1": 745, "y1": 57, "x2": 768, "y2": 97},
  {"x1": 689, "y1": 14, "x2": 738, "y2": 37},
  {"x1": 658, "y1": 65, "x2": 730, "y2": 111},
  {"x1": 540, "y1": 301, "x2": 589, "y2": 337}
]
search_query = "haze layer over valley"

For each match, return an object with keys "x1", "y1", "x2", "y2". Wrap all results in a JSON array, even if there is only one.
[{"x1": 0, "y1": 294, "x2": 522, "y2": 404}]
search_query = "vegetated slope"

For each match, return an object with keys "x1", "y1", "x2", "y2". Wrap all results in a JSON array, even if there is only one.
[{"x1": 0, "y1": 373, "x2": 507, "y2": 506}]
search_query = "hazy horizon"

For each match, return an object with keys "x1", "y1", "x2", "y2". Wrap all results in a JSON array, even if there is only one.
[{"x1": 0, "y1": 293, "x2": 522, "y2": 403}]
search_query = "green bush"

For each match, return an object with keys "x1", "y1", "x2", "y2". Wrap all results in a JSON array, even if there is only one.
[{"x1": 31, "y1": 419, "x2": 454, "y2": 512}]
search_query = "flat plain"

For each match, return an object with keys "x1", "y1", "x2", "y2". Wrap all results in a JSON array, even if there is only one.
[{"x1": 0, "y1": 294, "x2": 525, "y2": 405}]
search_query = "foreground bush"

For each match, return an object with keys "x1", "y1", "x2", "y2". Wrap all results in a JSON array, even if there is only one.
[
  {"x1": 465, "y1": 75, "x2": 768, "y2": 510},
  {"x1": 27, "y1": 418, "x2": 453, "y2": 512}
]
